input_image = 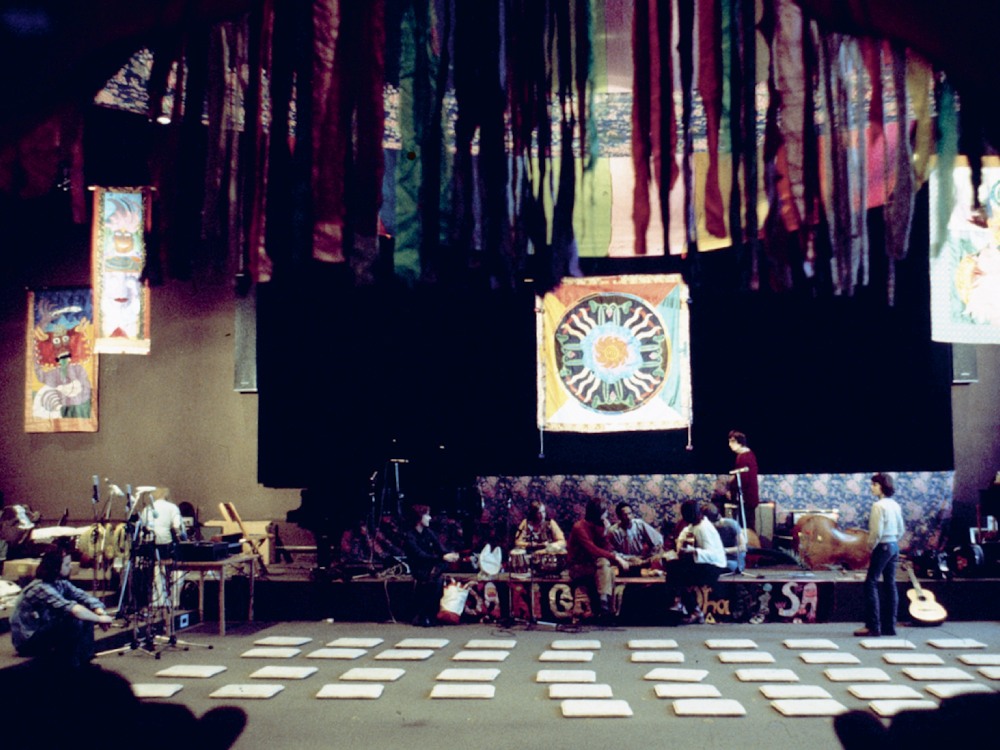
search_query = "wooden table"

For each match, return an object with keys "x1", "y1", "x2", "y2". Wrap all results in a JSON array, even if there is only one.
[{"x1": 170, "y1": 553, "x2": 257, "y2": 636}]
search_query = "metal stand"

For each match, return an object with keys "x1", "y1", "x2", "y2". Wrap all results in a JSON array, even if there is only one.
[
  {"x1": 98, "y1": 497, "x2": 211, "y2": 659},
  {"x1": 730, "y1": 470, "x2": 755, "y2": 577}
]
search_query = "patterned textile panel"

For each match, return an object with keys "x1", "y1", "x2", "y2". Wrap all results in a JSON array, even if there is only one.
[{"x1": 474, "y1": 472, "x2": 954, "y2": 555}]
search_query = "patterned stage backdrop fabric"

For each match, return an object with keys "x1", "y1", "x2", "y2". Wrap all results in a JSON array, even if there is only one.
[
  {"x1": 91, "y1": 187, "x2": 152, "y2": 354},
  {"x1": 537, "y1": 274, "x2": 691, "y2": 433},
  {"x1": 930, "y1": 159, "x2": 1000, "y2": 344},
  {"x1": 25, "y1": 288, "x2": 99, "y2": 433}
]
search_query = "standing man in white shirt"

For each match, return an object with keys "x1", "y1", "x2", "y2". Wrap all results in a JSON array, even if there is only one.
[
  {"x1": 138, "y1": 487, "x2": 187, "y2": 552},
  {"x1": 855, "y1": 473, "x2": 906, "y2": 637}
]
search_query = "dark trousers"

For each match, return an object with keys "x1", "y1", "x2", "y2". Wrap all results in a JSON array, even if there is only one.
[
  {"x1": 864, "y1": 541, "x2": 899, "y2": 635},
  {"x1": 412, "y1": 569, "x2": 443, "y2": 622},
  {"x1": 17, "y1": 614, "x2": 96, "y2": 667},
  {"x1": 663, "y1": 557, "x2": 723, "y2": 611}
]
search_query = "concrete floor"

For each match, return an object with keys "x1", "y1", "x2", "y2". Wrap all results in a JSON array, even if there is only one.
[{"x1": 3, "y1": 618, "x2": 997, "y2": 750}]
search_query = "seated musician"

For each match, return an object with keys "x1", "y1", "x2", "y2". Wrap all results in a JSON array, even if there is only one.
[
  {"x1": 513, "y1": 500, "x2": 566, "y2": 554},
  {"x1": 608, "y1": 502, "x2": 664, "y2": 569},
  {"x1": 701, "y1": 502, "x2": 747, "y2": 574},
  {"x1": 662, "y1": 500, "x2": 728, "y2": 624},
  {"x1": 566, "y1": 498, "x2": 630, "y2": 623}
]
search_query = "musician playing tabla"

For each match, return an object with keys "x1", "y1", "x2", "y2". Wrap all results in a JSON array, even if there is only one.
[
  {"x1": 608, "y1": 502, "x2": 664, "y2": 567},
  {"x1": 513, "y1": 500, "x2": 566, "y2": 554}
]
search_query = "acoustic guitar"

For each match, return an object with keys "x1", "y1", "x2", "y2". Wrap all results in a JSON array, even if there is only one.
[{"x1": 905, "y1": 562, "x2": 947, "y2": 625}]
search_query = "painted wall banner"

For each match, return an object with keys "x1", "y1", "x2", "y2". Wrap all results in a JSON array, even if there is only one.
[
  {"x1": 537, "y1": 274, "x2": 692, "y2": 433},
  {"x1": 930, "y1": 161, "x2": 1000, "y2": 344},
  {"x1": 25, "y1": 288, "x2": 99, "y2": 433},
  {"x1": 91, "y1": 186, "x2": 152, "y2": 354}
]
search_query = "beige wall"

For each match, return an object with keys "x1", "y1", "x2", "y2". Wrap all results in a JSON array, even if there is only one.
[{"x1": 0, "y1": 274, "x2": 300, "y2": 526}]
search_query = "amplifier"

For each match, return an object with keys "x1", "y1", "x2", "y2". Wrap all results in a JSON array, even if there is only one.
[{"x1": 174, "y1": 541, "x2": 239, "y2": 561}]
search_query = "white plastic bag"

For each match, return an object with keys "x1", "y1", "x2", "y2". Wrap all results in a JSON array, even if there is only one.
[{"x1": 438, "y1": 578, "x2": 471, "y2": 624}]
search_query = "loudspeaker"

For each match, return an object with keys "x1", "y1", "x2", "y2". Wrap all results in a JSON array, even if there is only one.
[{"x1": 952, "y1": 344, "x2": 978, "y2": 384}]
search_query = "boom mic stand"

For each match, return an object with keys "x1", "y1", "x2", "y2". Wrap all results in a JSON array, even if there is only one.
[{"x1": 729, "y1": 467, "x2": 755, "y2": 577}]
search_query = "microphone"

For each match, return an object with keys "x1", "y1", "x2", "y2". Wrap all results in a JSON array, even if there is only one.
[
  {"x1": 729, "y1": 467, "x2": 749, "y2": 475},
  {"x1": 91, "y1": 475, "x2": 99, "y2": 504}
]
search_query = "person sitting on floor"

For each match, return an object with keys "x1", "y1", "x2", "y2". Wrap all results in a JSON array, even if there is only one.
[
  {"x1": 566, "y1": 497, "x2": 630, "y2": 623},
  {"x1": 662, "y1": 500, "x2": 728, "y2": 624},
  {"x1": 10, "y1": 544, "x2": 114, "y2": 667},
  {"x1": 701, "y1": 502, "x2": 748, "y2": 575},
  {"x1": 513, "y1": 499, "x2": 566, "y2": 554},
  {"x1": 608, "y1": 501, "x2": 664, "y2": 566}
]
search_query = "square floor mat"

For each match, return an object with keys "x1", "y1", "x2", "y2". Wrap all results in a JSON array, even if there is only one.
[
  {"x1": 327, "y1": 637, "x2": 384, "y2": 648},
  {"x1": 551, "y1": 639, "x2": 601, "y2": 650},
  {"x1": 306, "y1": 648, "x2": 367, "y2": 660},
  {"x1": 901, "y1": 667, "x2": 974, "y2": 681},
  {"x1": 799, "y1": 652, "x2": 860, "y2": 665},
  {"x1": 316, "y1": 684, "x2": 384, "y2": 699},
  {"x1": 628, "y1": 639, "x2": 678, "y2": 650},
  {"x1": 430, "y1": 684, "x2": 495, "y2": 699},
  {"x1": 979, "y1": 667, "x2": 1000, "y2": 680},
  {"x1": 210, "y1": 684, "x2": 285, "y2": 699},
  {"x1": 249, "y1": 666, "x2": 318, "y2": 680},
  {"x1": 771, "y1": 699, "x2": 847, "y2": 716},
  {"x1": 925, "y1": 682, "x2": 994, "y2": 699},
  {"x1": 958, "y1": 654, "x2": 1000, "y2": 666},
  {"x1": 859, "y1": 638, "x2": 915, "y2": 650},
  {"x1": 452, "y1": 650, "x2": 510, "y2": 662},
  {"x1": 759, "y1": 685, "x2": 832, "y2": 700},
  {"x1": 539, "y1": 650, "x2": 593, "y2": 662},
  {"x1": 241, "y1": 647, "x2": 301, "y2": 659},
  {"x1": 824, "y1": 668, "x2": 890, "y2": 682},
  {"x1": 630, "y1": 651, "x2": 684, "y2": 663},
  {"x1": 254, "y1": 636, "x2": 312, "y2": 646},
  {"x1": 561, "y1": 699, "x2": 633, "y2": 718},
  {"x1": 644, "y1": 668, "x2": 709, "y2": 682},
  {"x1": 436, "y1": 668, "x2": 501, "y2": 682},
  {"x1": 735, "y1": 669, "x2": 800, "y2": 682},
  {"x1": 131, "y1": 683, "x2": 183, "y2": 699},
  {"x1": 375, "y1": 648, "x2": 434, "y2": 661},
  {"x1": 705, "y1": 638, "x2": 757, "y2": 650},
  {"x1": 549, "y1": 683, "x2": 614, "y2": 699},
  {"x1": 395, "y1": 638, "x2": 449, "y2": 649},
  {"x1": 927, "y1": 638, "x2": 986, "y2": 650},
  {"x1": 536, "y1": 669, "x2": 596, "y2": 683},
  {"x1": 882, "y1": 653, "x2": 945, "y2": 665},
  {"x1": 464, "y1": 639, "x2": 516, "y2": 650},
  {"x1": 340, "y1": 667, "x2": 405, "y2": 682},
  {"x1": 654, "y1": 684, "x2": 721, "y2": 699},
  {"x1": 783, "y1": 639, "x2": 839, "y2": 650},
  {"x1": 156, "y1": 665, "x2": 227, "y2": 679},
  {"x1": 847, "y1": 684, "x2": 923, "y2": 700},
  {"x1": 672, "y1": 698, "x2": 745, "y2": 716},
  {"x1": 869, "y1": 699, "x2": 938, "y2": 717},
  {"x1": 718, "y1": 651, "x2": 774, "y2": 664}
]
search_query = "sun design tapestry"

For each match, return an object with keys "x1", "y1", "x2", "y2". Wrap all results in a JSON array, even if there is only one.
[
  {"x1": 930, "y1": 161, "x2": 1000, "y2": 344},
  {"x1": 537, "y1": 274, "x2": 691, "y2": 433},
  {"x1": 25, "y1": 288, "x2": 99, "y2": 433},
  {"x1": 91, "y1": 186, "x2": 151, "y2": 354}
]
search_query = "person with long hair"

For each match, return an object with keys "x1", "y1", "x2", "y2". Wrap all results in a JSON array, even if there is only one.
[
  {"x1": 10, "y1": 544, "x2": 113, "y2": 667},
  {"x1": 402, "y1": 504, "x2": 459, "y2": 627}
]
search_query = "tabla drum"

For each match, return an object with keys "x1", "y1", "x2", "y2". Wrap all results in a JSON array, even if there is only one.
[
  {"x1": 532, "y1": 551, "x2": 567, "y2": 576},
  {"x1": 508, "y1": 548, "x2": 530, "y2": 575}
]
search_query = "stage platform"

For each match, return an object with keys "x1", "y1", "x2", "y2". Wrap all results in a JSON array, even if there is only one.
[{"x1": 226, "y1": 563, "x2": 998, "y2": 629}]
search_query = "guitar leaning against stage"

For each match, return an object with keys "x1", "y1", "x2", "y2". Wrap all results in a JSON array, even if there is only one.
[{"x1": 904, "y1": 561, "x2": 947, "y2": 625}]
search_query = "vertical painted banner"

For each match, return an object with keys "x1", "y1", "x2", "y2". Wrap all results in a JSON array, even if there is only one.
[
  {"x1": 537, "y1": 273, "x2": 691, "y2": 433},
  {"x1": 91, "y1": 186, "x2": 152, "y2": 354},
  {"x1": 930, "y1": 161, "x2": 1000, "y2": 344},
  {"x1": 25, "y1": 288, "x2": 99, "y2": 433}
]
